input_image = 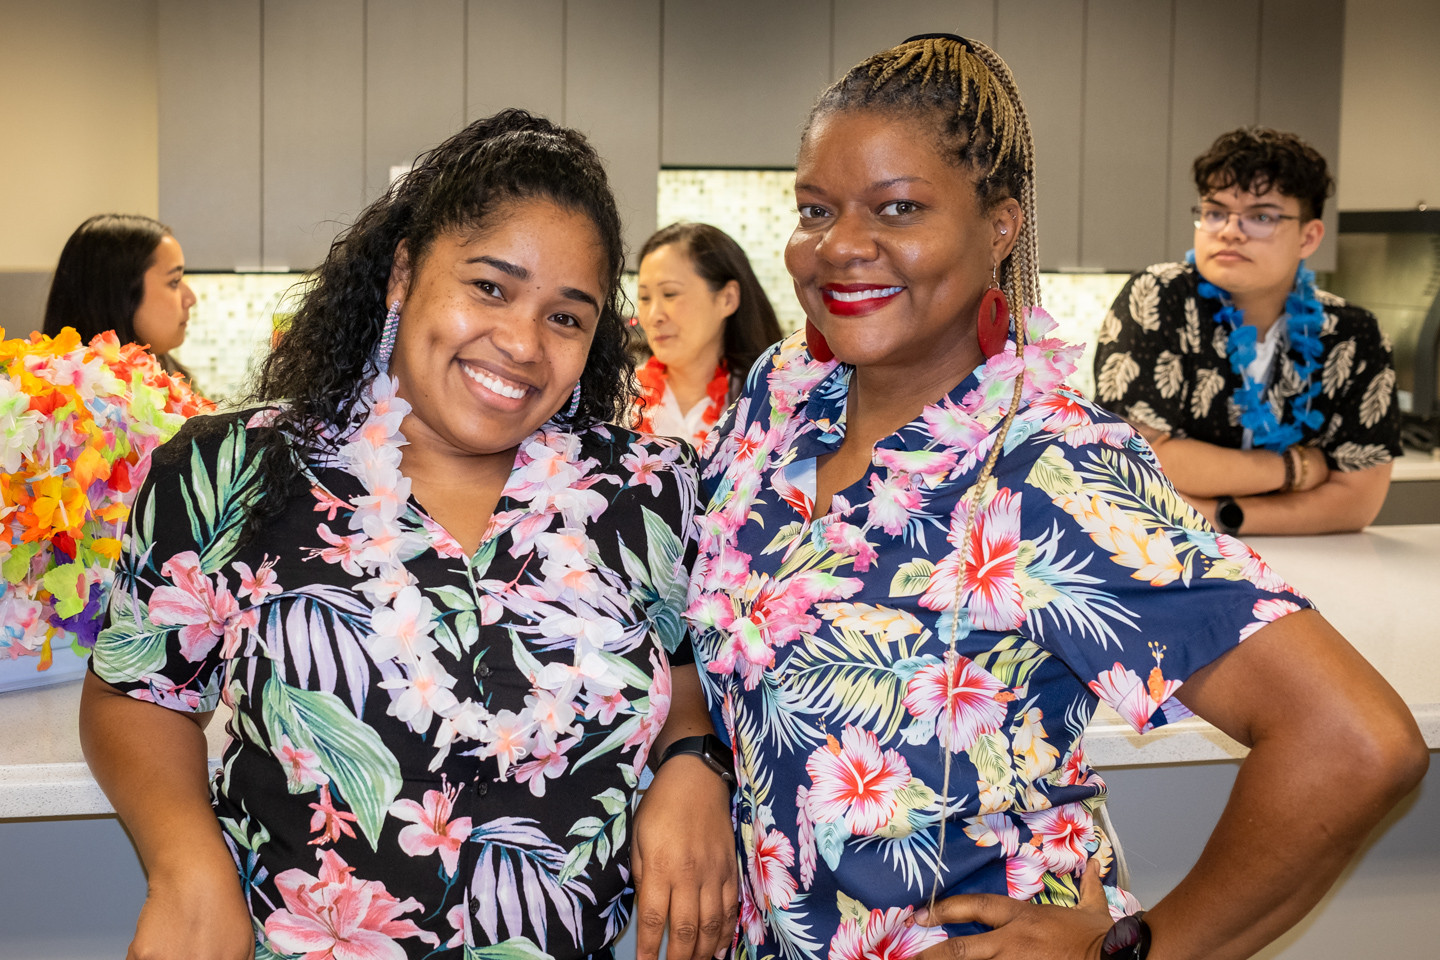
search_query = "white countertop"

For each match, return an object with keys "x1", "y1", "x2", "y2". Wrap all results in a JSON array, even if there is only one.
[
  {"x1": 1393, "y1": 447, "x2": 1440, "y2": 482},
  {"x1": 3, "y1": 525, "x2": 1437, "y2": 817}
]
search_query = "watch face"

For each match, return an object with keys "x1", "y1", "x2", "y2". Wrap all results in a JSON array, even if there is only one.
[{"x1": 1218, "y1": 498, "x2": 1244, "y2": 531}]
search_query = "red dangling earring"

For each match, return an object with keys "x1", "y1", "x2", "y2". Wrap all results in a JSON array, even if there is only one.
[
  {"x1": 806, "y1": 318, "x2": 834, "y2": 362},
  {"x1": 977, "y1": 264, "x2": 1010, "y2": 359}
]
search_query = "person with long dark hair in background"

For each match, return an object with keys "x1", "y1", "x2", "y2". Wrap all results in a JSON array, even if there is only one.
[
  {"x1": 43, "y1": 213, "x2": 197, "y2": 381},
  {"x1": 633, "y1": 222, "x2": 782, "y2": 448}
]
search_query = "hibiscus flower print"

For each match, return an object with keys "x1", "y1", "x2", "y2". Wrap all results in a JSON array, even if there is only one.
[
  {"x1": 827, "y1": 906, "x2": 946, "y2": 960},
  {"x1": 264, "y1": 848, "x2": 440, "y2": 959},
  {"x1": 1021, "y1": 804, "x2": 1094, "y2": 875},
  {"x1": 147, "y1": 551, "x2": 248, "y2": 661},
  {"x1": 902, "y1": 653, "x2": 1014, "y2": 754},
  {"x1": 748, "y1": 823, "x2": 799, "y2": 914},
  {"x1": 805, "y1": 726, "x2": 912, "y2": 837}
]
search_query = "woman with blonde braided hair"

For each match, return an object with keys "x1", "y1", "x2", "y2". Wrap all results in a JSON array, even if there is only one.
[{"x1": 686, "y1": 33, "x2": 1424, "y2": 960}]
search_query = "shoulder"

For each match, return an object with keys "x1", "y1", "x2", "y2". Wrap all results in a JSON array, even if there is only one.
[
  {"x1": 568, "y1": 422, "x2": 700, "y2": 499},
  {"x1": 149, "y1": 406, "x2": 277, "y2": 475},
  {"x1": 1316, "y1": 288, "x2": 1391, "y2": 348}
]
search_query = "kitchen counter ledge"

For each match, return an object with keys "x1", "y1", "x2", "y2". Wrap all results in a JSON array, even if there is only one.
[{"x1": 4, "y1": 525, "x2": 1437, "y2": 819}]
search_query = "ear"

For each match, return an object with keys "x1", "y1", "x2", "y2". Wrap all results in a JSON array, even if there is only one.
[
  {"x1": 716, "y1": 278, "x2": 741, "y2": 318},
  {"x1": 1298, "y1": 217, "x2": 1325, "y2": 260},
  {"x1": 386, "y1": 239, "x2": 413, "y2": 307},
  {"x1": 990, "y1": 198, "x2": 1022, "y2": 262}
]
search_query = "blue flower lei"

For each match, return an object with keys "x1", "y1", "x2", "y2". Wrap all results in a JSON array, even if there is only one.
[{"x1": 1186, "y1": 250, "x2": 1326, "y2": 452}]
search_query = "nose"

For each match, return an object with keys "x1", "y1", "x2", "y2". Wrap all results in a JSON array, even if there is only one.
[
  {"x1": 181, "y1": 280, "x2": 196, "y2": 310},
  {"x1": 1216, "y1": 212, "x2": 1248, "y2": 242},
  {"x1": 814, "y1": 209, "x2": 877, "y2": 266},
  {"x1": 491, "y1": 312, "x2": 543, "y2": 363}
]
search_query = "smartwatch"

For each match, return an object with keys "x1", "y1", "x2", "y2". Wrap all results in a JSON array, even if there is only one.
[
  {"x1": 659, "y1": 734, "x2": 736, "y2": 793},
  {"x1": 1101, "y1": 912, "x2": 1151, "y2": 959},
  {"x1": 1214, "y1": 495, "x2": 1244, "y2": 536}
]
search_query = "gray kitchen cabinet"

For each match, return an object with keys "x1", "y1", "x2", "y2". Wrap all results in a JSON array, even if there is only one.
[
  {"x1": 661, "y1": 0, "x2": 831, "y2": 168},
  {"x1": 466, "y1": 0, "x2": 565, "y2": 124},
  {"x1": 1080, "y1": 0, "x2": 1173, "y2": 272},
  {"x1": 365, "y1": 0, "x2": 466, "y2": 207},
  {"x1": 157, "y1": 0, "x2": 262, "y2": 271},
  {"x1": 1258, "y1": 0, "x2": 1342, "y2": 272},
  {"x1": 1166, "y1": 0, "x2": 1261, "y2": 262},
  {"x1": 262, "y1": 0, "x2": 365, "y2": 271},
  {"x1": 565, "y1": 0, "x2": 662, "y2": 269},
  {"x1": 830, "y1": 0, "x2": 995, "y2": 78},
  {"x1": 996, "y1": 0, "x2": 1085, "y2": 271}
]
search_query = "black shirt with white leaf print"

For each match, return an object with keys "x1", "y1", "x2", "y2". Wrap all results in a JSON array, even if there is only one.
[{"x1": 1093, "y1": 262, "x2": 1402, "y2": 471}]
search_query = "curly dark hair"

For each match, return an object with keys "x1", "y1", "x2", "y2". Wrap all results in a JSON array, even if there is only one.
[
  {"x1": 240, "y1": 108, "x2": 634, "y2": 536},
  {"x1": 638, "y1": 222, "x2": 783, "y2": 377},
  {"x1": 1193, "y1": 126, "x2": 1334, "y2": 221},
  {"x1": 802, "y1": 33, "x2": 1040, "y2": 324}
]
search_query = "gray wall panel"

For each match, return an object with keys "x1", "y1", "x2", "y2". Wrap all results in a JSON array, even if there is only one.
[
  {"x1": 1167, "y1": 0, "x2": 1261, "y2": 262},
  {"x1": 158, "y1": 0, "x2": 262, "y2": 270},
  {"x1": 996, "y1": 0, "x2": 1084, "y2": 271},
  {"x1": 262, "y1": 0, "x2": 365, "y2": 270},
  {"x1": 466, "y1": 0, "x2": 565, "y2": 124},
  {"x1": 1080, "y1": 0, "x2": 1173, "y2": 271},
  {"x1": 662, "y1": 0, "x2": 831, "y2": 168},
  {"x1": 565, "y1": 0, "x2": 662, "y2": 269},
  {"x1": 365, "y1": 0, "x2": 466, "y2": 206},
  {"x1": 1259, "y1": 0, "x2": 1343, "y2": 271}
]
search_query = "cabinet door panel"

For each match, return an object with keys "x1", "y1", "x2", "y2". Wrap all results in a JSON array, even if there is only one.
[
  {"x1": 1259, "y1": 0, "x2": 1343, "y2": 271},
  {"x1": 466, "y1": 0, "x2": 565, "y2": 123},
  {"x1": 365, "y1": 0, "x2": 466, "y2": 206},
  {"x1": 1080, "y1": 0, "x2": 1172, "y2": 272},
  {"x1": 158, "y1": 0, "x2": 261, "y2": 271},
  {"x1": 996, "y1": 0, "x2": 1084, "y2": 271},
  {"x1": 566, "y1": 0, "x2": 661, "y2": 270},
  {"x1": 831, "y1": 0, "x2": 995, "y2": 80},
  {"x1": 662, "y1": 0, "x2": 830, "y2": 168},
  {"x1": 262, "y1": 0, "x2": 365, "y2": 271},
  {"x1": 1168, "y1": 0, "x2": 1260, "y2": 262}
]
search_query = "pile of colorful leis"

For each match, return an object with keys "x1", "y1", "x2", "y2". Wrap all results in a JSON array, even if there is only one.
[
  {"x1": 1189, "y1": 252, "x2": 1326, "y2": 451},
  {"x1": 633, "y1": 356, "x2": 730, "y2": 444},
  {"x1": 0, "y1": 327, "x2": 212, "y2": 669}
]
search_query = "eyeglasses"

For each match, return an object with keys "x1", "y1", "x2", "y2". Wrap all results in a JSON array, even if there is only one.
[{"x1": 1192, "y1": 205, "x2": 1302, "y2": 239}]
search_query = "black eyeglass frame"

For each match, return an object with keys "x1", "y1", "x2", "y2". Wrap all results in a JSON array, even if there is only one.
[{"x1": 1190, "y1": 204, "x2": 1303, "y2": 239}]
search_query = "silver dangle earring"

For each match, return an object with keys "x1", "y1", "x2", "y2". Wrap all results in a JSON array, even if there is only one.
[
  {"x1": 376, "y1": 300, "x2": 401, "y2": 369},
  {"x1": 562, "y1": 381, "x2": 582, "y2": 420}
]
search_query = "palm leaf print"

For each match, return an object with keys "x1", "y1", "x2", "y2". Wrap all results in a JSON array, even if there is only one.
[
  {"x1": 1190, "y1": 368, "x2": 1225, "y2": 420},
  {"x1": 1322, "y1": 339, "x2": 1356, "y2": 398},
  {"x1": 781, "y1": 627, "x2": 930, "y2": 743},
  {"x1": 1154, "y1": 351, "x2": 1183, "y2": 399},
  {"x1": 1096, "y1": 352, "x2": 1140, "y2": 403},
  {"x1": 1021, "y1": 524, "x2": 1138, "y2": 649},
  {"x1": 1360, "y1": 368, "x2": 1395, "y2": 428},
  {"x1": 470, "y1": 817, "x2": 595, "y2": 951},
  {"x1": 180, "y1": 422, "x2": 262, "y2": 575},
  {"x1": 1128, "y1": 273, "x2": 1161, "y2": 332}
]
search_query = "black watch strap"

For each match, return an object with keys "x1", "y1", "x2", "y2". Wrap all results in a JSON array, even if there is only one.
[
  {"x1": 1101, "y1": 911, "x2": 1151, "y2": 958},
  {"x1": 659, "y1": 734, "x2": 736, "y2": 791}
]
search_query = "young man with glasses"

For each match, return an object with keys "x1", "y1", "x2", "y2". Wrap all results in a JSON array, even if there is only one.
[{"x1": 1094, "y1": 127, "x2": 1401, "y2": 535}]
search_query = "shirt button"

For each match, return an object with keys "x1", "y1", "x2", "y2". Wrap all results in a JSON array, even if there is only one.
[
  {"x1": 477, "y1": 663, "x2": 492, "y2": 678},
  {"x1": 477, "y1": 781, "x2": 489, "y2": 797}
]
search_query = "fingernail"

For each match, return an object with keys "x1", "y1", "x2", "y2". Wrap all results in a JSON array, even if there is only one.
[{"x1": 911, "y1": 907, "x2": 928, "y2": 925}]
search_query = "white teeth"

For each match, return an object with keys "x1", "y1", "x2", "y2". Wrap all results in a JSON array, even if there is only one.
[
  {"x1": 828, "y1": 286, "x2": 903, "y2": 302},
  {"x1": 463, "y1": 365, "x2": 527, "y2": 399}
]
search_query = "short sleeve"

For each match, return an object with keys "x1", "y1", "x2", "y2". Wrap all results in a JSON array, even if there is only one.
[
  {"x1": 89, "y1": 414, "x2": 259, "y2": 713},
  {"x1": 1014, "y1": 413, "x2": 1313, "y2": 733},
  {"x1": 1315, "y1": 303, "x2": 1405, "y2": 471},
  {"x1": 1092, "y1": 266, "x2": 1193, "y2": 436}
]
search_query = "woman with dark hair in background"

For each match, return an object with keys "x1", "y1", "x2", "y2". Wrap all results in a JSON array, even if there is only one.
[
  {"x1": 634, "y1": 221, "x2": 782, "y2": 447},
  {"x1": 43, "y1": 213, "x2": 197, "y2": 380},
  {"x1": 81, "y1": 110, "x2": 737, "y2": 960},
  {"x1": 688, "y1": 33, "x2": 1425, "y2": 960}
]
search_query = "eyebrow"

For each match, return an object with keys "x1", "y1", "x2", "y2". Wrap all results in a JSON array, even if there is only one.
[
  {"x1": 794, "y1": 175, "x2": 927, "y2": 194},
  {"x1": 1201, "y1": 198, "x2": 1286, "y2": 211},
  {"x1": 468, "y1": 255, "x2": 600, "y2": 313},
  {"x1": 165, "y1": 264, "x2": 185, "y2": 276}
]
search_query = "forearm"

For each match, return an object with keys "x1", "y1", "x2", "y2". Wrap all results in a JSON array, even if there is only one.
[
  {"x1": 1149, "y1": 435, "x2": 1286, "y2": 498},
  {"x1": 1187, "y1": 462, "x2": 1392, "y2": 535},
  {"x1": 79, "y1": 672, "x2": 236, "y2": 879},
  {"x1": 649, "y1": 660, "x2": 720, "y2": 765}
]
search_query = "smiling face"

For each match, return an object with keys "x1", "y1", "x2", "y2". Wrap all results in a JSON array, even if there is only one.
[
  {"x1": 786, "y1": 110, "x2": 1018, "y2": 382},
  {"x1": 1192, "y1": 184, "x2": 1325, "y2": 300},
  {"x1": 132, "y1": 234, "x2": 195, "y2": 354},
  {"x1": 386, "y1": 198, "x2": 607, "y2": 461},
  {"x1": 635, "y1": 242, "x2": 738, "y2": 374}
]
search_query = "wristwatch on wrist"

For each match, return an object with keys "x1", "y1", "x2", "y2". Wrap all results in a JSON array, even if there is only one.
[
  {"x1": 1101, "y1": 911, "x2": 1151, "y2": 959},
  {"x1": 659, "y1": 734, "x2": 736, "y2": 793},
  {"x1": 1214, "y1": 495, "x2": 1244, "y2": 536}
]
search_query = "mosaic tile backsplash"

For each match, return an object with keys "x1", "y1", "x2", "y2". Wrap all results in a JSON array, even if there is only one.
[{"x1": 176, "y1": 172, "x2": 1130, "y2": 402}]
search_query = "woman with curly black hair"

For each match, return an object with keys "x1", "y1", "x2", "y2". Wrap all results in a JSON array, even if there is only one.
[{"x1": 81, "y1": 110, "x2": 738, "y2": 960}]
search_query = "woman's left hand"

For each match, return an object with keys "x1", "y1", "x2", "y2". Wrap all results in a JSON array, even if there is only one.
[
  {"x1": 631, "y1": 755, "x2": 739, "y2": 960},
  {"x1": 910, "y1": 858, "x2": 1112, "y2": 960}
]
